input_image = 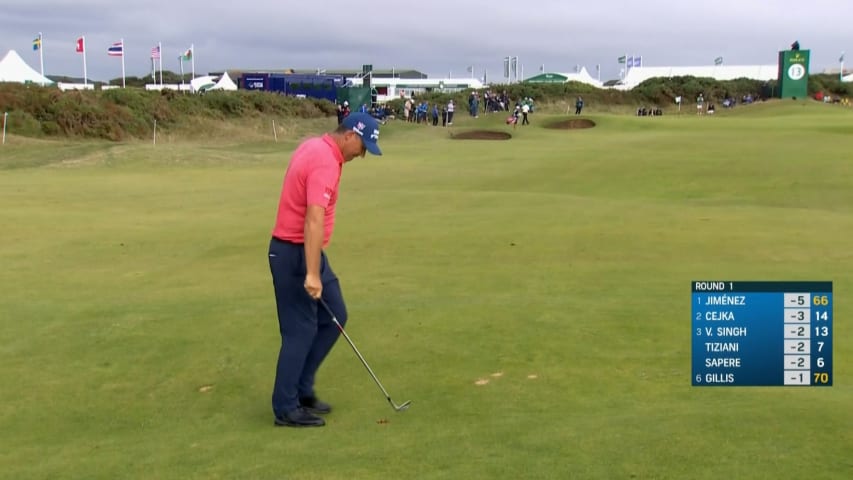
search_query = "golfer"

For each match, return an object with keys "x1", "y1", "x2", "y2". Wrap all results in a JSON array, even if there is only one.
[{"x1": 268, "y1": 112, "x2": 382, "y2": 427}]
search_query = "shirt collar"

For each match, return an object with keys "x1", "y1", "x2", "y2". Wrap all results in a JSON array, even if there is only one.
[{"x1": 322, "y1": 134, "x2": 345, "y2": 165}]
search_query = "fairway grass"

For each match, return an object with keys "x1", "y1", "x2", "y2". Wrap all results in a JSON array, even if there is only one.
[{"x1": 1, "y1": 101, "x2": 852, "y2": 479}]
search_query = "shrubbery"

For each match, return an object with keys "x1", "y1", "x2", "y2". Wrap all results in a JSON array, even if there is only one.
[
  {"x1": 0, "y1": 84, "x2": 334, "y2": 140},
  {"x1": 1, "y1": 74, "x2": 851, "y2": 141}
]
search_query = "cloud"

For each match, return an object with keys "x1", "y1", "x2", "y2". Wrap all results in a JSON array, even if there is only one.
[{"x1": 2, "y1": 0, "x2": 849, "y2": 82}]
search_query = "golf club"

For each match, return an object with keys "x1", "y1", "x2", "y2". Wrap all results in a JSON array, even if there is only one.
[{"x1": 318, "y1": 298, "x2": 411, "y2": 412}]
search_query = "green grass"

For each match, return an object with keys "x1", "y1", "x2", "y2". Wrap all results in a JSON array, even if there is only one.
[{"x1": 1, "y1": 101, "x2": 852, "y2": 479}]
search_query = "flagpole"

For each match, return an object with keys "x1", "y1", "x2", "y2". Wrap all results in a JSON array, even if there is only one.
[
  {"x1": 38, "y1": 32, "x2": 45, "y2": 86},
  {"x1": 190, "y1": 43, "x2": 195, "y2": 79},
  {"x1": 840, "y1": 52, "x2": 845, "y2": 81},
  {"x1": 179, "y1": 56, "x2": 185, "y2": 88},
  {"x1": 159, "y1": 42, "x2": 163, "y2": 86},
  {"x1": 121, "y1": 38, "x2": 126, "y2": 88},
  {"x1": 82, "y1": 36, "x2": 88, "y2": 86}
]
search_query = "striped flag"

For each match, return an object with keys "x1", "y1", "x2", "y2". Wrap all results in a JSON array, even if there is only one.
[
  {"x1": 151, "y1": 45, "x2": 161, "y2": 59},
  {"x1": 108, "y1": 41, "x2": 124, "y2": 57},
  {"x1": 617, "y1": 55, "x2": 626, "y2": 64}
]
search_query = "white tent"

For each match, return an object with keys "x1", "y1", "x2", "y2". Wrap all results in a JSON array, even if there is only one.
[
  {"x1": 525, "y1": 67, "x2": 602, "y2": 88},
  {"x1": 190, "y1": 75, "x2": 218, "y2": 93},
  {"x1": 0, "y1": 50, "x2": 53, "y2": 85},
  {"x1": 842, "y1": 72, "x2": 853, "y2": 83},
  {"x1": 615, "y1": 65, "x2": 778, "y2": 90},
  {"x1": 210, "y1": 71, "x2": 237, "y2": 91}
]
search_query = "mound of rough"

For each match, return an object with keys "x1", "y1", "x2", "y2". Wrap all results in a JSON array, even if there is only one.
[
  {"x1": 546, "y1": 119, "x2": 596, "y2": 129},
  {"x1": 451, "y1": 130, "x2": 512, "y2": 140}
]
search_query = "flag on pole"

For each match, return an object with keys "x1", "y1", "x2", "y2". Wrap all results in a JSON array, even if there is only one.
[
  {"x1": 180, "y1": 47, "x2": 192, "y2": 61},
  {"x1": 840, "y1": 53, "x2": 845, "y2": 63},
  {"x1": 617, "y1": 55, "x2": 626, "y2": 64},
  {"x1": 634, "y1": 56, "x2": 642, "y2": 67},
  {"x1": 76, "y1": 36, "x2": 88, "y2": 86},
  {"x1": 109, "y1": 39, "x2": 127, "y2": 87},
  {"x1": 466, "y1": 65, "x2": 473, "y2": 73},
  {"x1": 714, "y1": 56, "x2": 723, "y2": 65},
  {"x1": 34, "y1": 33, "x2": 45, "y2": 85},
  {"x1": 627, "y1": 56, "x2": 634, "y2": 68},
  {"x1": 108, "y1": 41, "x2": 124, "y2": 57},
  {"x1": 151, "y1": 45, "x2": 161, "y2": 59}
]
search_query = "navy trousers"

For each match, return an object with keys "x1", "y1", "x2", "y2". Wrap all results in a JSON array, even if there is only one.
[{"x1": 268, "y1": 238, "x2": 347, "y2": 416}]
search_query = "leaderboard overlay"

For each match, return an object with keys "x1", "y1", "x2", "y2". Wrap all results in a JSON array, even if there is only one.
[{"x1": 692, "y1": 281, "x2": 833, "y2": 386}]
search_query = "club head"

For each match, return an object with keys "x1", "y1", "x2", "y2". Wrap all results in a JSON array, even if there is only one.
[{"x1": 394, "y1": 401, "x2": 412, "y2": 412}]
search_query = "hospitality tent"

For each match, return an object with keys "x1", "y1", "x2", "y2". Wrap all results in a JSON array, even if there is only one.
[
  {"x1": 0, "y1": 50, "x2": 53, "y2": 85},
  {"x1": 210, "y1": 72, "x2": 238, "y2": 91}
]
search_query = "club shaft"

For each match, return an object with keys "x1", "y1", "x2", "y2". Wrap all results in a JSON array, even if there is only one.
[{"x1": 319, "y1": 299, "x2": 402, "y2": 408}]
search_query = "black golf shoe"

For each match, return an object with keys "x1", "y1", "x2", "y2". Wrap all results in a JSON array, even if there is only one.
[
  {"x1": 274, "y1": 408, "x2": 325, "y2": 427},
  {"x1": 299, "y1": 396, "x2": 332, "y2": 415}
]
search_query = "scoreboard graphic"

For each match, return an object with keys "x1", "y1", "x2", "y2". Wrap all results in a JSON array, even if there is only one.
[{"x1": 692, "y1": 281, "x2": 833, "y2": 386}]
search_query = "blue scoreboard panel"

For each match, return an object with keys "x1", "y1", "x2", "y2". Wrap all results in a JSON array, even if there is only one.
[{"x1": 692, "y1": 281, "x2": 833, "y2": 386}]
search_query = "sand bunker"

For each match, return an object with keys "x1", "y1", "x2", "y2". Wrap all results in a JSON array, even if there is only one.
[
  {"x1": 545, "y1": 119, "x2": 596, "y2": 129},
  {"x1": 451, "y1": 130, "x2": 513, "y2": 140}
]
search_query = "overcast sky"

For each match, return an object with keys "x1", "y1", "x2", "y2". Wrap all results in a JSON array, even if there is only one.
[{"x1": 2, "y1": 0, "x2": 850, "y2": 83}]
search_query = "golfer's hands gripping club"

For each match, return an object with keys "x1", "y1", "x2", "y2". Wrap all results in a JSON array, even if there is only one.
[{"x1": 304, "y1": 273, "x2": 322, "y2": 300}]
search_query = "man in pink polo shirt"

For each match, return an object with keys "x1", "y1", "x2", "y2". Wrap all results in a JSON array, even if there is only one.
[{"x1": 268, "y1": 113, "x2": 382, "y2": 428}]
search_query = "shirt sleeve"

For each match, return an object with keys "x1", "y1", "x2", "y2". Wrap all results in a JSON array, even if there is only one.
[{"x1": 305, "y1": 163, "x2": 338, "y2": 208}]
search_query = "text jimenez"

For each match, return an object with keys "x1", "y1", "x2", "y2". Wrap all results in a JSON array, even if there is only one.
[{"x1": 703, "y1": 295, "x2": 746, "y2": 305}]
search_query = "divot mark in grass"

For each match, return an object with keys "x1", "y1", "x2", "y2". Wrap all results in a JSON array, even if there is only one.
[
  {"x1": 198, "y1": 385, "x2": 214, "y2": 393},
  {"x1": 490, "y1": 372, "x2": 504, "y2": 378},
  {"x1": 474, "y1": 378, "x2": 490, "y2": 386},
  {"x1": 527, "y1": 374, "x2": 539, "y2": 380}
]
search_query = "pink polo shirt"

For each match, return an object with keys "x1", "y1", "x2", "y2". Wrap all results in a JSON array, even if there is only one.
[{"x1": 272, "y1": 134, "x2": 343, "y2": 247}]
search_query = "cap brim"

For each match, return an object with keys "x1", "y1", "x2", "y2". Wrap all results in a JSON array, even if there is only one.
[{"x1": 363, "y1": 141, "x2": 382, "y2": 156}]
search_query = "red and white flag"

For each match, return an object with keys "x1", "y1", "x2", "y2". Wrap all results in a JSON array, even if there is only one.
[{"x1": 75, "y1": 36, "x2": 85, "y2": 53}]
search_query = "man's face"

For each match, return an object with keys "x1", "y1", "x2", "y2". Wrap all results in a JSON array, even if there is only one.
[{"x1": 342, "y1": 131, "x2": 367, "y2": 162}]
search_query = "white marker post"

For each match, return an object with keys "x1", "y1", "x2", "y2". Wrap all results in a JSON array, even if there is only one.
[
  {"x1": 2, "y1": 112, "x2": 7, "y2": 145},
  {"x1": 153, "y1": 120, "x2": 157, "y2": 145},
  {"x1": 272, "y1": 120, "x2": 278, "y2": 142}
]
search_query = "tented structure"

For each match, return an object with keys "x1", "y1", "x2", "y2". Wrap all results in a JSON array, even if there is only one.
[
  {"x1": 615, "y1": 65, "x2": 777, "y2": 90},
  {"x1": 190, "y1": 75, "x2": 218, "y2": 92},
  {"x1": 842, "y1": 72, "x2": 853, "y2": 83},
  {"x1": 0, "y1": 50, "x2": 53, "y2": 85},
  {"x1": 525, "y1": 68, "x2": 602, "y2": 88},
  {"x1": 210, "y1": 71, "x2": 237, "y2": 91}
]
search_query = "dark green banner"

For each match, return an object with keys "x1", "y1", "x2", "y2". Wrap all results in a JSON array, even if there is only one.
[{"x1": 777, "y1": 49, "x2": 810, "y2": 99}]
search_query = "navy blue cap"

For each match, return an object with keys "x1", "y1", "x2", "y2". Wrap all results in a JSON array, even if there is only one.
[{"x1": 342, "y1": 113, "x2": 382, "y2": 156}]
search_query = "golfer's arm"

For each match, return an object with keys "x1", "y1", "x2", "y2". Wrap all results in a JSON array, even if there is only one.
[{"x1": 304, "y1": 205, "x2": 325, "y2": 277}]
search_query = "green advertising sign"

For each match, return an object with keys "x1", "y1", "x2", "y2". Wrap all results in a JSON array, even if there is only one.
[{"x1": 777, "y1": 49, "x2": 810, "y2": 99}]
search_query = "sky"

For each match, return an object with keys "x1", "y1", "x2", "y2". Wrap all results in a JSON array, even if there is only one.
[{"x1": 2, "y1": 0, "x2": 850, "y2": 83}]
